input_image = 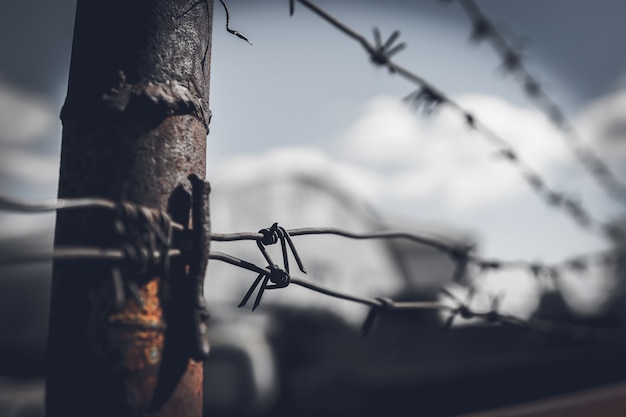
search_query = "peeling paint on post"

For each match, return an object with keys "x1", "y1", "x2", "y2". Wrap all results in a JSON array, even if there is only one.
[{"x1": 46, "y1": 1, "x2": 213, "y2": 416}]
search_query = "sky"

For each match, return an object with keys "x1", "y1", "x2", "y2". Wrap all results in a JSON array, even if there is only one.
[
  {"x1": 1, "y1": 0, "x2": 626, "y2": 315},
  {"x1": 206, "y1": 0, "x2": 626, "y2": 262}
]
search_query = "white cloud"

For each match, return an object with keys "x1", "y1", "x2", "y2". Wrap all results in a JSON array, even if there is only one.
[
  {"x1": 208, "y1": 89, "x2": 623, "y2": 242},
  {"x1": 0, "y1": 80, "x2": 59, "y2": 193},
  {"x1": 0, "y1": 80, "x2": 56, "y2": 144},
  {"x1": 210, "y1": 146, "x2": 383, "y2": 203},
  {"x1": 576, "y1": 86, "x2": 626, "y2": 172},
  {"x1": 0, "y1": 148, "x2": 59, "y2": 188},
  {"x1": 338, "y1": 95, "x2": 570, "y2": 212}
]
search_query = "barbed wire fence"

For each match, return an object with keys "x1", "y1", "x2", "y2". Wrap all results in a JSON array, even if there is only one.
[
  {"x1": 442, "y1": 0, "x2": 626, "y2": 206},
  {"x1": 1, "y1": 1, "x2": 625, "y2": 389},
  {"x1": 1, "y1": 194, "x2": 624, "y2": 344}
]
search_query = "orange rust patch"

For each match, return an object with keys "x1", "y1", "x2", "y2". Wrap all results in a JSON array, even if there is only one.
[
  {"x1": 107, "y1": 278, "x2": 166, "y2": 371},
  {"x1": 108, "y1": 279, "x2": 164, "y2": 328}
]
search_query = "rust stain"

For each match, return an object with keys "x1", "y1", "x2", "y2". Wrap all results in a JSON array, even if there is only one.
[
  {"x1": 150, "y1": 360, "x2": 204, "y2": 417},
  {"x1": 108, "y1": 279, "x2": 165, "y2": 372}
]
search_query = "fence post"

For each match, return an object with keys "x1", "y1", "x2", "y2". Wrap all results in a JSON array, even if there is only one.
[{"x1": 45, "y1": 1, "x2": 213, "y2": 416}]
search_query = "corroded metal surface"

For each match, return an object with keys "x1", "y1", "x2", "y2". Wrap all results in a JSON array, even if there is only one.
[{"x1": 46, "y1": 1, "x2": 213, "y2": 416}]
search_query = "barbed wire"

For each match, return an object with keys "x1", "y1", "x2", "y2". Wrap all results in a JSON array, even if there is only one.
[
  {"x1": 290, "y1": 0, "x2": 618, "y2": 239},
  {"x1": 445, "y1": 0, "x2": 626, "y2": 205},
  {"x1": 0, "y1": 195, "x2": 185, "y2": 231},
  {"x1": 1, "y1": 195, "x2": 620, "y2": 284},
  {"x1": 1, "y1": 243, "x2": 620, "y2": 342},
  {"x1": 216, "y1": 223, "x2": 624, "y2": 285},
  {"x1": 0, "y1": 247, "x2": 182, "y2": 266},
  {"x1": 209, "y1": 250, "x2": 624, "y2": 341},
  {"x1": 1, "y1": 193, "x2": 623, "y2": 342}
]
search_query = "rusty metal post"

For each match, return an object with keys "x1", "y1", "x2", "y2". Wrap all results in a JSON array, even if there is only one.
[{"x1": 46, "y1": 1, "x2": 213, "y2": 416}]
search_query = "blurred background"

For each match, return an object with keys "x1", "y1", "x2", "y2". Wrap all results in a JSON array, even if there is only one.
[{"x1": 1, "y1": 0, "x2": 626, "y2": 416}]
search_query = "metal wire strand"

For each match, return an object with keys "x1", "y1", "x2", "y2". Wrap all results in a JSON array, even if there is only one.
[
  {"x1": 210, "y1": 226, "x2": 620, "y2": 280},
  {"x1": 0, "y1": 196, "x2": 185, "y2": 231},
  {"x1": 0, "y1": 195, "x2": 116, "y2": 212},
  {"x1": 0, "y1": 247, "x2": 181, "y2": 267}
]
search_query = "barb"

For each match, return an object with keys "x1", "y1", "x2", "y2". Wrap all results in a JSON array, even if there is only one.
[
  {"x1": 232, "y1": 223, "x2": 308, "y2": 310},
  {"x1": 454, "y1": 0, "x2": 626, "y2": 205},
  {"x1": 257, "y1": 222, "x2": 307, "y2": 274},
  {"x1": 404, "y1": 86, "x2": 445, "y2": 114},
  {"x1": 209, "y1": 251, "x2": 624, "y2": 341},
  {"x1": 219, "y1": 0, "x2": 252, "y2": 44},
  {"x1": 292, "y1": 0, "x2": 613, "y2": 238}
]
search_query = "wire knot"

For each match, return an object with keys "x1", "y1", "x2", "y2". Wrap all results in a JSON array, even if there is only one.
[
  {"x1": 259, "y1": 222, "x2": 281, "y2": 245},
  {"x1": 257, "y1": 222, "x2": 306, "y2": 274},
  {"x1": 110, "y1": 202, "x2": 174, "y2": 311},
  {"x1": 238, "y1": 265, "x2": 292, "y2": 311},
  {"x1": 268, "y1": 265, "x2": 290, "y2": 288},
  {"x1": 369, "y1": 27, "x2": 406, "y2": 70}
]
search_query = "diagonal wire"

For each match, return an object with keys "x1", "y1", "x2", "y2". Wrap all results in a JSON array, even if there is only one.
[
  {"x1": 454, "y1": 0, "x2": 626, "y2": 205},
  {"x1": 292, "y1": 0, "x2": 612, "y2": 237}
]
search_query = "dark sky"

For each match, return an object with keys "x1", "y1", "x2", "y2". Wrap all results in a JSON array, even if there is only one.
[{"x1": 1, "y1": 1, "x2": 625, "y2": 103}]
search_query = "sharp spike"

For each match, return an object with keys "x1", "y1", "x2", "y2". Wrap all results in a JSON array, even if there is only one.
[
  {"x1": 281, "y1": 227, "x2": 307, "y2": 273},
  {"x1": 383, "y1": 30, "x2": 401, "y2": 50},
  {"x1": 239, "y1": 273, "x2": 264, "y2": 308},
  {"x1": 372, "y1": 27, "x2": 382, "y2": 48},
  {"x1": 252, "y1": 274, "x2": 271, "y2": 311},
  {"x1": 386, "y1": 42, "x2": 406, "y2": 57}
]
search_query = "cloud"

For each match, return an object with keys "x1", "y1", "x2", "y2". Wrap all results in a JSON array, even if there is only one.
[
  {"x1": 0, "y1": 79, "x2": 56, "y2": 144},
  {"x1": 209, "y1": 146, "x2": 383, "y2": 204},
  {"x1": 338, "y1": 95, "x2": 570, "y2": 212},
  {"x1": 0, "y1": 148, "x2": 59, "y2": 189},
  {"x1": 576, "y1": 85, "x2": 626, "y2": 174},
  {"x1": 0, "y1": 80, "x2": 59, "y2": 194}
]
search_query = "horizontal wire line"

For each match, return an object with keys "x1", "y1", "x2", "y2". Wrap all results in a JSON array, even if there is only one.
[
  {"x1": 0, "y1": 196, "x2": 185, "y2": 231},
  {"x1": 0, "y1": 242, "x2": 620, "y2": 339},
  {"x1": 0, "y1": 195, "x2": 116, "y2": 211},
  {"x1": 0, "y1": 247, "x2": 181, "y2": 266},
  {"x1": 211, "y1": 226, "x2": 617, "y2": 275},
  {"x1": 0, "y1": 193, "x2": 617, "y2": 276}
]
